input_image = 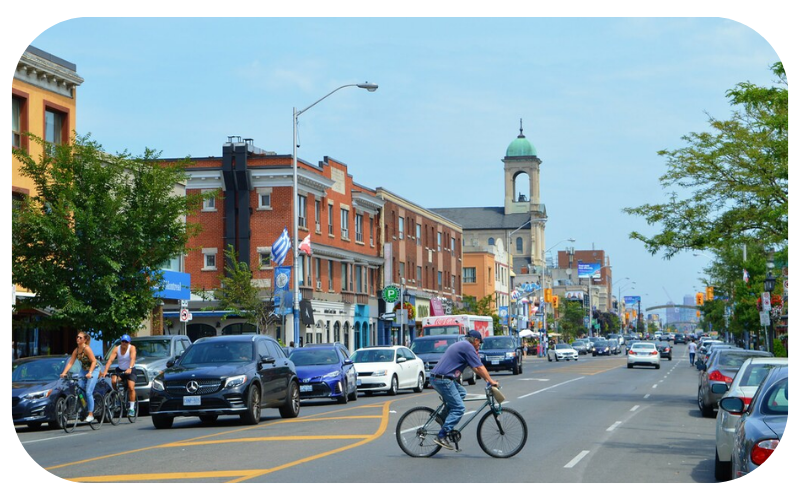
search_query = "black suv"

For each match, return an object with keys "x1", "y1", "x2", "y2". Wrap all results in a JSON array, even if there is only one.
[
  {"x1": 479, "y1": 336, "x2": 523, "y2": 375},
  {"x1": 149, "y1": 335, "x2": 300, "y2": 428}
]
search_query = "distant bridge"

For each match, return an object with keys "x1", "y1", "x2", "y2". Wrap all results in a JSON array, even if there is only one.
[{"x1": 645, "y1": 304, "x2": 700, "y2": 312}]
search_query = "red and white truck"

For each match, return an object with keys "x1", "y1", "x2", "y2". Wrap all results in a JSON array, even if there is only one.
[{"x1": 420, "y1": 315, "x2": 494, "y2": 338}]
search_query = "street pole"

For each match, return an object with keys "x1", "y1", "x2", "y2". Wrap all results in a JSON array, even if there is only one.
[
  {"x1": 291, "y1": 82, "x2": 378, "y2": 347},
  {"x1": 400, "y1": 278, "x2": 405, "y2": 346}
]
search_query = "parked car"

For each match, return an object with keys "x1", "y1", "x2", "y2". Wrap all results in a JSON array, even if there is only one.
[
  {"x1": 591, "y1": 340, "x2": 612, "y2": 356},
  {"x1": 352, "y1": 345, "x2": 425, "y2": 395},
  {"x1": 699, "y1": 339, "x2": 724, "y2": 357},
  {"x1": 674, "y1": 333, "x2": 686, "y2": 344},
  {"x1": 410, "y1": 335, "x2": 475, "y2": 386},
  {"x1": 608, "y1": 338, "x2": 622, "y2": 354},
  {"x1": 719, "y1": 365, "x2": 788, "y2": 479},
  {"x1": 288, "y1": 344, "x2": 358, "y2": 404},
  {"x1": 105, "y1": 334, "x2": 192, "y2": 407},
  {"x1": 627, "y1": 342, "x2": 660, "y2": 369},
  {"x1": 697, "y1": 349, "x2": 774, "y2": 418},
  {"x1": 713, "y1": 357, "x2": 789, "y2": 480},
  {"x1": 149, "y1": 335, "x2": 300, "y2": 429},
  {"x1": 12, "y1": 355, "x2": 111, "y2": 430},
  {"x1": 547, "y1": 343, "x2": 579, "y2": 362},
  {"x1": 655, "y1": 341, "x2": 673, "y2": 360},
  {"x1": 479, "y1": 336, "x2": 523, "y2": 375},
  {"x1": 571, "y1": 340, "x2": 589, "y2": 355}
]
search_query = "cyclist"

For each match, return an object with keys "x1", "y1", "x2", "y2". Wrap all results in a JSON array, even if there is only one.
[
  {"x1": 428, "y1": 330, "x2": 498, "y2": 451},
  {"x1": 59, "y1": 332, "x2": 100, "y2": 422},
  {"x1": 101, "y1": 334, "x2": 138, "y2": 417}
]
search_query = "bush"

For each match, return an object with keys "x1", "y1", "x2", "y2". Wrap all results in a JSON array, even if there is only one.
[{"x1": 772, "y1": 339, "x2": 787, "y2": 357}]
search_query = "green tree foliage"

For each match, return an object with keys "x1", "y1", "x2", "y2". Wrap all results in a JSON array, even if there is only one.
[
  {"x1": 557, "y1": 299, "x2": 587, "y2": 339},
  {"x1": 205, "y1": 245, "x2": 279, "y2": 335},
  {"x1": 12, "y1": 134, "x2": 204, "y2": 341},
  {"x1": 624, "y1": 63, "x2": 787, "y2": 258}
]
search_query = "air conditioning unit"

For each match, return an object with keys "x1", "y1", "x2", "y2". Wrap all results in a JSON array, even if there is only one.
[
  {"x1": 316, "y1": 280, "x2": 322, "y2": 290},
  {"x1": 315, "y1": 222, "x2": 321, "y2": 232}
]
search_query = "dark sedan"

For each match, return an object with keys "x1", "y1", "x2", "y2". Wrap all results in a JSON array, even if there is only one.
[
  {"x1": 655, "y1": 341, "x2": 673, "y2": 360},
  {"x1": 591, "y1": 340, "x2": 612, "y2": 356},
  {"x1": 697, "y1": 349, "x2": 774, "y2": 417},
  {"x1": 149, "y1": 335, "x2": 300, "y2": 428},
  {"x1": 12, "y1": 355, "x2": 111, "y2": 430},
  {"x1": 719, "y1": 365, "x2": 788, "y2": 479}
]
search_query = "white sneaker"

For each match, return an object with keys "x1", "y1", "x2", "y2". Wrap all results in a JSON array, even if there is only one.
[{"x1": 84, "y1": 415, "x2": 95, "y2": 423}]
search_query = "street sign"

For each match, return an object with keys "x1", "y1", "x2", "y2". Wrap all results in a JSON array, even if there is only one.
[
  {"x1": 180, "y1": 309, "x2": 190, "y2": 322},
  {"x1": 760, "y1": 310, "x2": 771, "y2": 326},
  {"x1": 761, "y1": 292, "x2": 772, "y2": 311},
  {"x1": 180, "y1": 300, "x2": 189, "y2": 308},
  {"x1": 380, "y1": 313, "x2": 396, "y2": 321},
  {"x1": 382, "y1": 285, "x2": 400, "y2": 303}
]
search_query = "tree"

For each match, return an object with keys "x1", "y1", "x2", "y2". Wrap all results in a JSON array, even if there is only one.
[
  {"x1": 12, "y1": 134, "x2": 204, "y2": 342},
  {"x1": 558, "y1": 299, "x2": 588, "y2": 339},
  {"x1": 204, "y1": 245, "x2": 280, "y2": 336},
  {"x1": 624, "y1": 63, "x2": 787, "y2": 258}
]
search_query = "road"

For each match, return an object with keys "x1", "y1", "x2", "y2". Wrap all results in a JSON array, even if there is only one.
[{"x1": 14, "y1": 343, "x2": 725, "y2": 484}]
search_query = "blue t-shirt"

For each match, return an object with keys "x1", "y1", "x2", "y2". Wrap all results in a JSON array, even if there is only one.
[{"x1": 431, "y1": 340, "x2": 482, "y2": 378}]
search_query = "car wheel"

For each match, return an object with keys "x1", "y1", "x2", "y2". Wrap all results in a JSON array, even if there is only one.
[
  {"x1": 51, "y1": 397, "x2": 66, "y2": 430},
  {"x1": 152, "y1": 414, "x2": 174, "y2": 429},
  {"x1": 627, "y1": 364, "x2": 633, "y2": 369},
  {"x1": 548, "y1": 354, "x2": 552, "y2": 362},
  {"x1": 348, "y1": 381, "x2": 358, "y2": 401},
  {"x1": 715, "y1": 450, "x2": 731, "y2": 481},
  {"x1": 279, "y1": 380, "x2": 301, "y2": 418},
  {"x1": 337, "y1": 381, "x2": 349, "y2": 404},
  {"x1": 467, "y1": 373, "x2": 477, "y2": 385},
  {"x1": 241, "y1": 384, "x2": 262, "y2": 424},
  {"x1": 413, "y1": 373, "x2": 424, "y2": 393},
  {"x1": 656, "y1": 363, "x2": 661, "y2": 369},
  {"x1": 387, "y1": 375, "x2": 399, "y2": 396}
]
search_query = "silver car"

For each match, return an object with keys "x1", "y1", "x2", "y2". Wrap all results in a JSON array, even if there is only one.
[
  {"x1": 719, "y1": 365, "x2": 788, "y2": 480},
  {"x1": 548, "y1": 343, "x2": 579, "y2": 362},
  {"x1": 714, "y1": 357, "x2": 788, "y2": 481}
]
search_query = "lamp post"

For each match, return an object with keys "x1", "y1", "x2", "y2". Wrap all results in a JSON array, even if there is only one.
[
  {"x1": 585, "y1": 264, "x2": 611, "y2": 335},
  {"x1": 540, "y1": 238, "x2": 575, "y2": 333},
  {"x1": 292, "y1": 82, "x2": 378, "y2": 346},
  {"x1": 764, "y1": 248, "x2": 776, "y2": 353}
]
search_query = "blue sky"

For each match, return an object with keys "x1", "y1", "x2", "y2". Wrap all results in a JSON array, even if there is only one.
[{"x1": 8, "y1": 16, "x2": 784, "y2": 313}]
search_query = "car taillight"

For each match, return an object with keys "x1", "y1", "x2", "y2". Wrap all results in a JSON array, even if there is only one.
[
  {"x1": 651, "y1": 351, "x2": 658, "y2": 355},
  {"x1": 751, "y1": 439, "x2": 779, "y2": 466},
  {"x1": 708, "y1": 370, "x2": 733, "y2": 384}
]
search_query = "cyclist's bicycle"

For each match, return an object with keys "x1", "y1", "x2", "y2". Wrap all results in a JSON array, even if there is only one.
[
  {"x1": 396, "y1": 384, "x2": 527, "y2": 458},
  {"x1": 104, "y1": 370, "x2": 139, "y2": 425},
  {"x1": 58, "y1": 374, "x2": 105, "y2": 433}
]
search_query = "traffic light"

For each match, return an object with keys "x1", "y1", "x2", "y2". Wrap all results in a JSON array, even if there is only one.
[
  {"x1": 583, "y1": 294, "x2": 590, "y2": 308},
  {"x1": 552, "y1": 295, "x2": 559, "y2": 309},
  {"x1": 706, "y1": 286, "x2": 714, "y2": 301},
  {"x1": 544, "y1": 288, "x2": 552, "y2": 303},
  {"x1": 696, "y1": 292, "x2": 704, "y2": 306}
]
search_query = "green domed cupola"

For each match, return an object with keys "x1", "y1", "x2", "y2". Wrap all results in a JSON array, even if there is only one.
[{"x1": 505, "y1": 120, "x2": 537, "y2": 157}]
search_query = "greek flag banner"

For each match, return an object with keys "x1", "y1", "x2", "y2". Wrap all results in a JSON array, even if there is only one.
[{"x1": 271, "y1": 227, "x2": 291, "y2": 266}]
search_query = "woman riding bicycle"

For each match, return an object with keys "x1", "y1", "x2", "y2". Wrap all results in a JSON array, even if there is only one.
[
  {"x1": 101, "y1": 334, "x2": 138, "y2": 417},
  {"x1": 59, "y1": 331, "x2": 100, "y2": 422},
  {"x1": 428, "y1": 330, "x2": 498, "y2": 451}
]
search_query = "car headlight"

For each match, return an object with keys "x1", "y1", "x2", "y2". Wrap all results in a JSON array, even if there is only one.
[
  {"x1": 322, "y1": 371, "x2": 341, "y2": 379},
  {"x1": 22, "y1": 389, "x2": 53, "y2": 400},
  {"x1": 506, "y1": 352, "x2": 516, "y2": 358},
  {"x1": 372, "y1": 370, "x2": 388, "y2": 377},
  {"x1": 224, "y1": 375, "x2": 248, "y2": 388},
  {"x1": 152, "y1": 378, "x2": 165, "y2": 391},
  {"x1": 148, "y1": 369, "x2": 162, "y2": 380}
]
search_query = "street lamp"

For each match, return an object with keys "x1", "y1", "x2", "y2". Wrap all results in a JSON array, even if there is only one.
[
  {"x1": 764, "y1": 248, "x2": 776, "y2": 353},
  {"x1": 292, "y1": 82, "x2": 378, "y2": 346},
  {"x1": 540, "y1": 238, "x2": 575, "y2": 332}
]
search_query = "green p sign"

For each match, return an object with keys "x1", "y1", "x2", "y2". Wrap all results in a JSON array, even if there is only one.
[{"x1": 383, "y1": 285, "x2": 400, "y2": 303}]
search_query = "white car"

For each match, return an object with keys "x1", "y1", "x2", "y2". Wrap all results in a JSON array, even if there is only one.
[
  {"x1": 714, "y1": 357, "x2": 789, "y2": 481},
  {"x1": 351, "y1": 346, "x2": 425, "y2": 395},
  {"x1": 627, "y1": 342, "x2": 660, "y2": 369},
  {"x1": 547, "y1": 343, "x2": 579, "y2": 362}
]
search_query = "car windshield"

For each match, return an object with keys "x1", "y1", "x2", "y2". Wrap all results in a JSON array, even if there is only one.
[
  {"x1": 410, "y1": 338, "x2": 454, "y2": 354},
  {"x1": 593, "y1": 341, "x2": 608, "y2": 347},
  {"x1": 739, "y1": 363, "x2": 784, "y2": 388},
  {"x1": 554, "y1": 343, "x2": 571, "y2": 349},
  {"x1": 482, "y1": 337, "x2": 516, "y2": 349},
  {"x1": 106, "y1": 338, "x2": 171, "y2": 359},
  {"x1": 11, "y1": 358, "x2": 68, "y2": 382},
  {"x1": 761, "y1": 378, "x2": 788, "y2": 415},
  {"x1": 572, "y1": 341, "x2": 585, "y2": 346},
  {"x1": 717, "y1": 351, "x2": 772, "y2": 369},
  {"x1": 352, "y1": 349, "x2": 396, "y2": 363},
  {"x1": 179, "y1": 341, "x2": 253, "y2": 365},
  {"x1": 289, "y1": 349, "x2": 339, "y2": 366}
]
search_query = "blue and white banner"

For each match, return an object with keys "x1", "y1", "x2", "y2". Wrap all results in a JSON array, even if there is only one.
[
  {"x1": 152, "y1": 270, "x2": 191, "y2": 300},
  {"x1": 578, "y1": 261, "x2": 602, "y2": 279},
  {"x1": 273, "y1": 266, "x2": 293, "y2": 316},
  {"x1": 271, "y1": 227, "x2": 291, "y2": 266},
  {"x1": 624, "y1": 296, "x2": 641, "y2": 306},
  {"x1": 499, "y1": 306, "x2": 509, "y2": 325}
]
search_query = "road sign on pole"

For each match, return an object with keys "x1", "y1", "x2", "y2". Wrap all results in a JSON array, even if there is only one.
[
  {"x1": 380, "y1": 313, "x2": 396, "y2": 321},
  {"x1": 382, "y1": 285, "x2": 400, "y2": 303},
  {"x1": 180, "y1": 309, "x2": 190, "y2": 323}
]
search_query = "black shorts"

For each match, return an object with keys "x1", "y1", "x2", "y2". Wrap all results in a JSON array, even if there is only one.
[{"x1": 113, "y1": 367, "x2": 137, "y2": 384}]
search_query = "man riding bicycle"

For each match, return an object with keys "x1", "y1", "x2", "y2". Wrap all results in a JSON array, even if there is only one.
[
  {"x1": 428, "y1": 330, "x2": 498, "y2": 450},
  {"x1": 101, "y1": 334, "x2": 138, "y2": 417}
]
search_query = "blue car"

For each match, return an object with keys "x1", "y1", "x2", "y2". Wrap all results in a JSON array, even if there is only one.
[
  {"x1": 479, "y1": 336, "x2": 523, "y2": 375},
  {"x1": 289, "y1": 345, "x2": 358, "y2": 404}
]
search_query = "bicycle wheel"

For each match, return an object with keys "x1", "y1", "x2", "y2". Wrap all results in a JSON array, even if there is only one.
[
  {"x1": 105, "y1": 390, "x2": 122, "y2": 426},
  {"x1": 89, "y1": 393, "x2": 104, "y2": 429},
  {"x1": 477, "y1": 407, "x2": 528, "y2": 458},
  {"x1": 61, "y1": 395, "x2": 79, "y2": 433},
  {"x1": 396, "y1": 406, "x2": 443, "y2": 458}
]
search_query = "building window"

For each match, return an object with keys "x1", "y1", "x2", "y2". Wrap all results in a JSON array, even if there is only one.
[
  {"x1": 369, "y1": 217, "x2": 374, "y2": 246},
  {"x1": 315, "y1": 200, "x2": 321, "y2": 232},
  {"x1": 417, "y1": 266, "x2": 422, "y2": 284},
  {"x1": 451, "y1": 236, "x2": 456, "y2": 251},
  {"x1": 328, "y1": 204, "x2": 334, "y2": 234},
  {"x1": 315, "y1": 258, "x2": 321, "y2": 288},
  {"x1": 464, "y1": 267, "x2": 476, "y2": 284},
  {"x1": 328, "y1": 260, "x2": 334, "y2": 290},
  {"x1": 398, "y1": 216, "x2": 404, "y2": 240},
  {"x1": 44, "y1": 107, "x2": 68, "y2": 149},
  {"x1": 202, "y1": 189, "x2": 216, "y2": 211},
  {"x1": 355, "y1": 265, "x2": 363, "y2": 293},
  {"x1": 516, "y1": 237, "x2": 524, "y2": 253},
  {"x1": 259, "y1": 250, "x2": 272, "y2": 269},
  {"x1": 341, "y1": 263, "x2": 349, "y2": 291},
  {"x1": 297, "y1": 194, "x2": 307, "y2": 228},
  {"x1": 355, "y1": 213, "x2": 364, "y2": 242},
  {"x1": 341, "y1": 208, "x2": 350, "y2": 240},
  {"x1": 438, "y1": 271, "x2": 443, "y2": 290},
  {"x1": 12, "y1": 95, "x2": 26, "y2": 148},
  {"x1": 416, "y1": 224, "x2": 421, "y2": 246},
  {"x1": 451, "y1": 275, "x2": 456, "y2": 290},
  {"x1": 202, "y1": 248, "x2": 218, "y2": 270},
  {"x1": 258, "y1": 188, "x2": 272, "y2": 210},
  {"x1": 437, "y1": 232, "x2": 442, "y2": 251},
  {"x1": 399, "y1": 262, "x2": 405, "y2": 282},
  {"x1": 299, "y1": 254, "x2": 306, "y2": 286},
  {"x1": 488, "y1": 237, "x2": 495, "y2": 246}
]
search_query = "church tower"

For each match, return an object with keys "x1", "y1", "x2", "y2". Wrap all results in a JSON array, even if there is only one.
[{"x1": 503, "y1": 120, "x2": 547, "y2": 270}]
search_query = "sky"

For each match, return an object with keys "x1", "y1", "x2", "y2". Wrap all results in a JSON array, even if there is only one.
[{"x1": 10, "y1": 14, "x2": 784, "y2": 314}]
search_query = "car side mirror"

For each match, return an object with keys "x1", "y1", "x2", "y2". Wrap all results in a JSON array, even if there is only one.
[
  {"x1": 711, "y1": 383, "x2": 728, "y2": 395},
  {"x1": 719, "y1": 397, "x2": 745, "y2": 415},
  {"x1": 397, "y1": 357, "x2": 407, "y2": 363},
  {"x1": 167, "y1": 357, "x2": 178, "y2": 368},
  {"x1": 343, "y1": 359, "x2": 354, "y2": 366},
  {"x1": 261, "y1": 356, "x2": 276, "y2": 365}
]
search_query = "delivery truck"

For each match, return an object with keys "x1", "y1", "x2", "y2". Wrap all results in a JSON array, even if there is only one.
[{"x1": 420, "y1": 314, "x2": 494, "y2": 338}]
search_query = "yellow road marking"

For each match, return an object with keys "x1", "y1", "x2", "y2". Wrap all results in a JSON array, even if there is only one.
[{"x1": 159, "y1": 435, "x2": 374, "y2": 447}]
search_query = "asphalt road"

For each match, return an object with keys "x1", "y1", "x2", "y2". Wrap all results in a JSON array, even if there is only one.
[{"x1": 12, "y1": 343, "x2": 730, "y2": 484}]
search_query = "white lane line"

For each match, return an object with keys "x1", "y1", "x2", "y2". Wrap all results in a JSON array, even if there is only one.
[
  {"x1": 564, "y1": 450, "x2": 590, "y2": 468},
  {"x1": 518, "y1": 377, "x2": 585, "y2": 399},
  {"x1": 520, "y1": 378, "x2": 551, "y2": 382},
  {"x1": 652, "y1": 384, "x2": 658, "y2": 389},
  {"x1": 20, "y1": 433, "x2": 78, "y2": 445},
  {"x1": 644, "y1": 394, "x2": 651, "y2": 399},
  {"x1": 630, "y1": 405, "x2": 640, "y2": 412},
  {"x1": 606, "y1": 421, "x2": 623, "y2": 432}
]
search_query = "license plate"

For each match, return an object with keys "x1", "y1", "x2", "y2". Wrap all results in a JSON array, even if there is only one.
[
  {"x1": 183, "y1": 396, "x2": 201, "y2": 406},
  {"x1": 300, "y1": 385, "x2": 312, "y2": 393},
  {"x1": 491, "y1": 360, "x2": 499, "y2": 365}
]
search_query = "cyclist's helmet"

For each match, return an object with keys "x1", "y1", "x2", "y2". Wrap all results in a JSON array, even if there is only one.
[{"x1": 120, "y1": 334, "x2": 132, "y2": 343}]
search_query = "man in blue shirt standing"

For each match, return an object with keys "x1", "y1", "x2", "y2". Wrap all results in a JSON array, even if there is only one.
[{"x1": 429, "y1": 330, "x2": 499, "y2": 450}]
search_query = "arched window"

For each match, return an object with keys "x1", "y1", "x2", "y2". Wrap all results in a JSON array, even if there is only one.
[
  {"x1": 488, "y1": 237, "x2": 495, "y2": 246},
  {"x1": 343, "y1": 322, "x2": 350, "y2": 350},
  {"x1": 187, "y1": 323, "x2": 216, "y2": 343},
  {"x1": 516, "y1": 237, "x2": 524, "y2": 253},
  {"x1": 334, "y1": 322, "x2": 341, "y2": 342},
  {"x1": 354, "y1": 322, "x2": 362, "y2": 350},
  {"x1": 221, "y1": 323, "x2": 257, "y2": 336}
]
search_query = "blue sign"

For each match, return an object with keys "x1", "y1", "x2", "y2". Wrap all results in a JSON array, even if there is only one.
[
  {"x1": 499, "y1": 306, "x2": 508, "y2": 325},
  {"x1": 273, "y1": 266, "x2": 293, "y2": 316},
  {"x1": 578, "y1": 261, "x2": 602, "y2": 279},
  {"x1": 624, "y1": 296, "x2": 641, "y2": 306},
  {"x1": 153, "y1": 270, "x2": 191, "y2": 300}
]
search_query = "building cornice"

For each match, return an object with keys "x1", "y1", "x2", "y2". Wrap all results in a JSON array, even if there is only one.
[{"x1": 15, "y1": 48, "x2": 84, "y2": 99}]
